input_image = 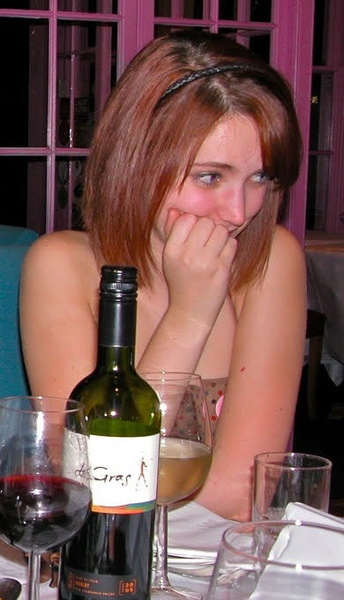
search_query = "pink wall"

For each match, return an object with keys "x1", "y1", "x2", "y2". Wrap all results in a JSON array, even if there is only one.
[{"x1": 1, "y1": 0, "x2": 342, "y2": 239}]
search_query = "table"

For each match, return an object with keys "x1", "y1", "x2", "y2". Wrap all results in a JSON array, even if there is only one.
[
  {"x1": 2, "y1": 501, "x2": 344, "y2": 600},
  {"x1": 305, "y1": 231, "x2": 344, "y2": 385}
]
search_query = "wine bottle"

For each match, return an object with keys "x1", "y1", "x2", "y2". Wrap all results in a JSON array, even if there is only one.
[{"x1": 59, "y1": 265, "x2": 161, "y2": 600}]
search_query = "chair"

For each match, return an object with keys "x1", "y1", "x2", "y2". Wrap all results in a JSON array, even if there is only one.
[
  {"x1": 0, "y1": 224, "x2": 39, "y2": 397},
  {"x1": 305, "y1": 308, "x2": 326, "y2": 420}
]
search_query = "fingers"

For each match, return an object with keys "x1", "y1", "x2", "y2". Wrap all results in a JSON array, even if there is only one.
[
  {"x1": 165, "y1": 210, "x2": 235, "y2": 259},
  {"x1": 165, "y1": 210, "x2": 199, "y2": 245},
  {"x1": 162, "y1": 212, "x2": 238, "y2": 329},
  {"x1": 164, "y1": 208, "x2": 182, "y2": 237}
]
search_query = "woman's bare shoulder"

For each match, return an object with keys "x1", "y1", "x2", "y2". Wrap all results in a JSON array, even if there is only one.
[
  {"x1": 246, "y1": 225, "x2": 305, "y2": 300},
  {"x1": 270, "y1": 225, "x2": 305, "y2": 260},
  {"x1": 233, "y1": 225, "x2": 305, "y2": 315},
  {"x1": 24, "y1": 229, "x2": 92, "y2": 262},
  {"x1": 21, "y1": 229, "x2": 100, "y2": 309},
  {"x1": 22, "y1": 230, "x2": 97, "y2": 278}
]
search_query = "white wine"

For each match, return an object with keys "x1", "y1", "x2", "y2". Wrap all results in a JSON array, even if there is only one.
[
  {"x1": 59, "y1": 266, "x2": 161, "y2": 600},
  {"x1": 157, "y1": 437, "x2": 212, "y2": 505}
]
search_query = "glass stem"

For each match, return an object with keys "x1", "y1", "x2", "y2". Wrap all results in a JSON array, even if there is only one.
[
  {"x1": 153, "y1": 503, "x2": 171, "y2": 589},
  {"x1": 27, "y1": 552, "x2": 41, "y2": 600}
]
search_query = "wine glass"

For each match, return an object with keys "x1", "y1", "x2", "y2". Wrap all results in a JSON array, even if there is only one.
[
  {"x1": 0, "y1": 396, "x2": 91, "y2": 600},
  {"x1": 141, "y1": 372, "x2": 213, "y2": 600}
]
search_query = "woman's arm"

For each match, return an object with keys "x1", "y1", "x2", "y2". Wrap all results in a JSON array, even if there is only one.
[
  {"x1": 137, "y1": 211, "x2": 237, "y2": 374},
  {"x1": 19, "y1": 231, "x2": 99, "y2": 397},
  {"x1": 196, "y1": 225, "x2": 307, "y2": 520}
]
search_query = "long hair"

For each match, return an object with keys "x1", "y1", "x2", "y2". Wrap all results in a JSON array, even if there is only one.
[{"x1": 81, "y1": 30, "x2": 302, "y2": 292}]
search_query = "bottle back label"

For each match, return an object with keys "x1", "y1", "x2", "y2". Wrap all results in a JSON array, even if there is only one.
[
  {"x1": 89, "y1": 434, "x2": 159, "y2": 513},
  {"x1": 63, "y1": 566, "x2": 140, "y2": 599}
]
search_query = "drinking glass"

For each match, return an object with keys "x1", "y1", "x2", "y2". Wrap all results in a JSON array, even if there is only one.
[
  {"x1": 142, "y1": 373, "x2": 213, "y2": 600},
  {"x1": 0, "y1": 396, "x2": 91, "y2": 600},
  {"x1": 253, "y1": 451, "x2": 332, "y2": 521},
  {"x1": 207, "y1": 520, "x2": 344, "y2": 599}
]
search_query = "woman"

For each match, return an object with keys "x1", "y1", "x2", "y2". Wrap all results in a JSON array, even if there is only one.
[{"x1": 20, "y1": 30, "x2": 306, "y2": 520}]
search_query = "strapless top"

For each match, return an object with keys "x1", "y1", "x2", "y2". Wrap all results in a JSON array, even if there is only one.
[
  {"x1": 168, "y1": 377, "x2": 227, "y2": 439},
  {"x1": 203, "y1": 377, "x2": 227, "y2": 434}
]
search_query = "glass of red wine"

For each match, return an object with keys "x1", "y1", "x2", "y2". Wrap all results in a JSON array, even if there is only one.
[{"x1": 0, "y1": 396, "x2": 91, "y2": 600}]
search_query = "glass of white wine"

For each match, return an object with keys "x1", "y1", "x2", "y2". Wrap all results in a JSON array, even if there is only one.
[{"x1": 142, "y1": 372, "x2": 213, "y2": 600}]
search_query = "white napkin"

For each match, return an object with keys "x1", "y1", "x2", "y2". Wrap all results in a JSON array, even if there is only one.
[
  {"x1": 283, "y1": 501, "x2": 344, "y2": 526},
  {"x1": 0, "y1": 538, "x2": 28, "y2": 584},
  {"x1": 168, "y1": 501, "x2": 231, "y2": 576},
  {"x1": 250, "y1": 503, "x2": 344, "y2": 599}
]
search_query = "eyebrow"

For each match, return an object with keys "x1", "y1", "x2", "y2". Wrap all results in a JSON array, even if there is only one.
[
  {"x1": 192, "y1": 161, "x2": 264, "y2": 172},
  {"x1": 192, "y1": 161, "x2": 232, "y2": 170}
]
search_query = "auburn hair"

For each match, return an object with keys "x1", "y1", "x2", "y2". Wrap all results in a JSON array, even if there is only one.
[{"x1": 81, "y1": 30, "x2": 302, "y2": 292}]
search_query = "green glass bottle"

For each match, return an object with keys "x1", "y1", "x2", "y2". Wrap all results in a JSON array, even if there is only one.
[{"x1": 59, "y1": 266, "x2": 161, "y2": 600}]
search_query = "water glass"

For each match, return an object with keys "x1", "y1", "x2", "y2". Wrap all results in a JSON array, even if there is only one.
[
  {"x1": 207, "y1": 520, "x2": 344, "y2": 599},
  {"x1": 252, "y1": 451, "x2": 332, "y2": 521}
]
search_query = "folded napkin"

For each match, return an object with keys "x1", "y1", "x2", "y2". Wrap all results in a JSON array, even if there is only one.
[
  {"x1": 250, "y1": 503, "x2": 344, "y2": 599},
  {"x1": 0, "y1": 539, "x2": 57, "y2": 600},
  {"x1": 283, "y1": 501, "x2": 344, "y2": 526},
  {"x1": 168, "y1": 501, "x2": 231, "y2": 576}
]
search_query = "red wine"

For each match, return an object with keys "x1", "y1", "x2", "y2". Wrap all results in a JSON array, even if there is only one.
[{"x1": 0, "y1": 474, "x2": 91, "y2": 553}]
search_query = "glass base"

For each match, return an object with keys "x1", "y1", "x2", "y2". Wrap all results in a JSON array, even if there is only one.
[{"x1": 151, "y1": 584, "x2": 202, "y2": 600}]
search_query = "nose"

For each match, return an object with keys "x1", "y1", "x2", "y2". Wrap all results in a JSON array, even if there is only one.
[{"x1": 216, "y1": 188, "x2": 245, "y2": 227}]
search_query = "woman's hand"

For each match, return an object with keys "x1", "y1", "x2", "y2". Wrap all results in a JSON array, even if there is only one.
[{"x1": 163, "y1": 208, "x2": 237, "y2": 330}]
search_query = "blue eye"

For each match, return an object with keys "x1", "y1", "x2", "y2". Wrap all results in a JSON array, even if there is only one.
[
  {"x1": 196, "y1": 172, "x2": 221, "y2": 186},
  {"x1": 251, "y1": 171, "x2": 268, "y2": 184}
]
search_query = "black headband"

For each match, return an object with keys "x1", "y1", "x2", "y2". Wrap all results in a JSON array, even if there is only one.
[{"x1": 159, "y1": 63, "x2": 252, "y2": 101}]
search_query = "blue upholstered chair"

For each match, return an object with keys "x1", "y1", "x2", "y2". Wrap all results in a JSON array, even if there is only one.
[{"x1": 0, "y1": 224, "x2": 39, "y2": 397}]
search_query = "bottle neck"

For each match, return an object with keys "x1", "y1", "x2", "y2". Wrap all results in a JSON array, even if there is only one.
[
  {"x1": 97, "y1": 346, "x2": 135, "y2": 371},
  {"x1": 97, "y1": 294, "x2": 136, "y2": 370}
]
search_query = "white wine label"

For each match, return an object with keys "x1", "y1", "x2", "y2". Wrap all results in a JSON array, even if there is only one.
[{"x1": 89, "y1": 434, "x2": 160, "y2": 513}]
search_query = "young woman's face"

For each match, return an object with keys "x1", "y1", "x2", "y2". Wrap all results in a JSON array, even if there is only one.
[{"x1": 153, "y1": 114, "x2": 269, "y2": 244}]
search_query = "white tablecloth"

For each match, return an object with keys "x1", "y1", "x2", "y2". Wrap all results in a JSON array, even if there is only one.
[
  {"x1": 2, "y1": 501, "x2": 344, "y2": 600},
  {"x1": 0, "y1": 539, "x2": 55, "y2": 600},
  {"x1": 305, "y1": 231, "x2": 344, "y2": 385}
]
